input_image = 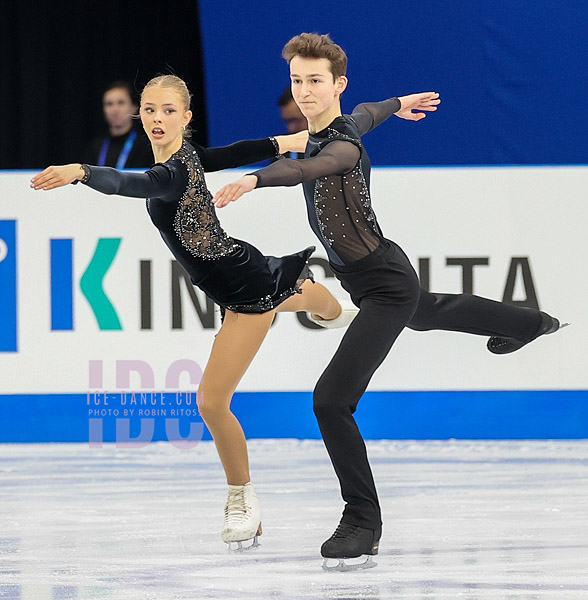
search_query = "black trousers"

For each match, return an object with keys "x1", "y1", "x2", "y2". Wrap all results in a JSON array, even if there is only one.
[{"x1": 314, "y1": 239, "x2": 543, "y2": 530}]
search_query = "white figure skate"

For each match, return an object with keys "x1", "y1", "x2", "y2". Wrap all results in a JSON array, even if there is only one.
[
  {"x1": 310, "y1": 299, "x2": 359, "y2": 329},
  {"x1": 221, "y1": 482, "x2": 262, "y2": 552}
]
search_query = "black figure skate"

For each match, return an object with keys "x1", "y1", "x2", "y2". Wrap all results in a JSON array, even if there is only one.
[
  {"x1": 487, "y1": 312, "x2": 570, "y2": 355},
  {"x1": 320, "y1": 521, "x2": 381, "y2": 571}
]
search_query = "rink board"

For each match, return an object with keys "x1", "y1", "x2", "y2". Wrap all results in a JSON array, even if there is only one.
[
  {"x1": 0, "y1": 390, "x2": 587, "y2": 443},
  {"x1": 0, "y1": 167, "x2": 586, "y2": 440}
]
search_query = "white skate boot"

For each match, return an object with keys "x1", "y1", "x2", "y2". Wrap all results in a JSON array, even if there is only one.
[
  {"x1": 309, "y1": 299, "x2": 359, "y2": 329},
  {"x1": 221, "y1": 482, "x2": 262, "y2": 551}
]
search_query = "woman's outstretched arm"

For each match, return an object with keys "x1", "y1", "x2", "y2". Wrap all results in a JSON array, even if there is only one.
[
  {"x1": 195, "y1": 131, "x2": 308, "y2": 172},
  {"x1": 31, "y1": 162, "x2": 187, "y2": 201}
]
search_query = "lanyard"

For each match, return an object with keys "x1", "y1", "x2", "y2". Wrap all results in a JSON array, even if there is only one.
[{"x1": 98, "y1": 128, "x2": 138, "y2": 168}]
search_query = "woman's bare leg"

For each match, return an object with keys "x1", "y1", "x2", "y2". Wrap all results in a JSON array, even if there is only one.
[
  {"x1": 199, "y1": 280, "x2": 343, "y2": 484},
  {"x1": 197, "y1": 310, "x2": 275, "y2": 485},
  {"x1": 276, "y1": 280, "x2": 341, "y2": 320}
]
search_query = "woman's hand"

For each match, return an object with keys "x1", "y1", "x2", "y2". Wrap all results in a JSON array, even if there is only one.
[
  {"x1": 213, "y1": 174, "x2": 258, "y2": 208},
  {"x1": 395, "y1": 92, "x2": 440, "y2": 121},
  {"x1": 274, "y1": 130, "x2": 309, "y2": 154},
  {"x1": 30, "y1": 164, "x2": 85, "y2": 190}
]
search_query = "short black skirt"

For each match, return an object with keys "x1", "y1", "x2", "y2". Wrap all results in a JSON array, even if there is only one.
[{"x1": 192, "y1": 239, "x2": 315, "y2": 314}]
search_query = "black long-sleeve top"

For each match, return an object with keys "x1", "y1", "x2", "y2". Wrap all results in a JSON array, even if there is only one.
[
  {"x1": 82, "y1": 137, "x2": 276, "y2": 282},
  {"x1": 251, "y1": 98, "x2": 401, "y2": 265}
]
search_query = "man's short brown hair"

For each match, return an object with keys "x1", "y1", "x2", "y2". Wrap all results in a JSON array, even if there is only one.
[{"x1": 282, "y1": 33, "x2": 347, "y2": 80}]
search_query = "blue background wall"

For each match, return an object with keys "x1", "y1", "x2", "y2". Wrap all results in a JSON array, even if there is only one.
[{"x1": 199, "y1": 0, "x2": 588, "y2": 165}]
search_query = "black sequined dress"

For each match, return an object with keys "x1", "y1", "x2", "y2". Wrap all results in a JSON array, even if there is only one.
[{"x1": 82, "y1": 139, "x2": 314, "y2": 313}]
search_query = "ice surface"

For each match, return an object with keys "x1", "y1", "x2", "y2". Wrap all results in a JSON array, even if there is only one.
[{"x1": 1, "y1": 439, "x2": 587, "y2": 599}]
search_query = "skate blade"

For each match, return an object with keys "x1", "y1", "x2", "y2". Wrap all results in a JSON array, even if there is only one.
[
  {"x1": 559, "y1": 322, "x2": 571, "y2": 330},
  {"x1": 321, "y1": 555, "x2": 377, "y2": 572},
  {"x1": 225, "y1": 526, "x2": 262, "y2": 553}
]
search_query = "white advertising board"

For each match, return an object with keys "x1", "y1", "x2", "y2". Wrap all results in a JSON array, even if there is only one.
[{"x1": 0, "y1": 166, "x2": 585, "y2": 393}]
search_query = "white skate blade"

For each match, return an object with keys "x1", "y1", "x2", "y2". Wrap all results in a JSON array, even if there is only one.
[
  {"x1": 321, "y1": 555, "x2": 377, "y2": 572},
  {"x1": 226, "y1": 535, "x2": 260, "y2": 553}
]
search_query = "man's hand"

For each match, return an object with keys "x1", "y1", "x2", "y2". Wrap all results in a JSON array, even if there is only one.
[
  {"x1": 395, "y1": 92, "x2": 440, "y2": 121},
  {"x1": 30, "y1": 164, "x2": 85, "y2": 190},
  {"x1": 213, "y1": 174, "x2": 258, "y2": 208}
]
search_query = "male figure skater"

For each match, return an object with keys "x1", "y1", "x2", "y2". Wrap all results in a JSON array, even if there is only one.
[{"x1": 214, "y1": 33, "x2": 566, "y2": 569}]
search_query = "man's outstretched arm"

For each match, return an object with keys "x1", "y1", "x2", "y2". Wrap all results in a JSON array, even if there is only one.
[
  {"x1": 352, "y1": 92, "x2": 440, "y2": 135},
  {"x1": 213, "y1": 140, "x2": 360, "y2": 208}
]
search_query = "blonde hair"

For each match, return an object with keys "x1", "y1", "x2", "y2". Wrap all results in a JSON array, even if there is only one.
[
  {"x1": 141, "y1": 75, "x2": 193, "y2": 137},
  {"x1": 282, "y1": 33, "x2": 347, "y2": 80}
]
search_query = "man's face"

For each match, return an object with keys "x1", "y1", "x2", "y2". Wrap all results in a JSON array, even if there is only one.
[
  {"x1": 280, "y1": 99, "x2": 308, "y2": 134},
  {"x1": 289, "y1": 56, "x2": 345, "y2": 121},
  {"x1": 103, "y1": 88, "x2": 136, "y2": 131}
]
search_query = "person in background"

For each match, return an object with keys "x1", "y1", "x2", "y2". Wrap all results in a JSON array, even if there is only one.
[
  {"x1": 277, "y1": 86, "x2": 308, "y2": 159},
  {"x1": 83, "y1": 81, "x2": 153, "y2": 168},
  {"x1": 278, "y1": 85, "x2": 308, "y2": 134}
]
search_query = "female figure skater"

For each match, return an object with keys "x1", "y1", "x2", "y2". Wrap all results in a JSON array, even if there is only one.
[
  {"x1": 214, "y1": 34, "x2": 567, "y2": 568},
  {"x1": 31, "y1": 74, "x2": 356, "y2": 551}
]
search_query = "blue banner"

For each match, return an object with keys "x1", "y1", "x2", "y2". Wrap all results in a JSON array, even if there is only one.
[
  {"x1": 1, "y1": 391, "x2": 586, "y2": 442},
  {"x1": 0, "y1": 220, "x2": 18, "y2": 352}
]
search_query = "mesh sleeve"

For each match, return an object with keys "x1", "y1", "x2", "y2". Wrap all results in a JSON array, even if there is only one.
[
  {"x1": 83, "y1": 162, "x2": 187, "y2": 201},
  {"x1": 193, "y1": 138, "x2": 276, "y2": 172},
  {"x1": 252, "y1": 140, "x2": 360, "y2": 188},
  {"x1": 350, "y1": 98, "x2": 401, "y2": 135}
]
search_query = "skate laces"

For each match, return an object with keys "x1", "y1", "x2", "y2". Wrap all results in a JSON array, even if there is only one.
[
  {"x1": 329, "y1": 522, "x2": 360, "y2": 541},
  {"x1": 225, "y1": 487, "x2": 250, "y2": 524}
]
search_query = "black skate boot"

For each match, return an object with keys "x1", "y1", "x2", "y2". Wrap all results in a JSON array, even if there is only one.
[
  {"x1": 320, "y1": 521, "x2": 381, "y2": 571},
  {"x1": 487, "y1": 312, "x2": 570, "y2": 355}
]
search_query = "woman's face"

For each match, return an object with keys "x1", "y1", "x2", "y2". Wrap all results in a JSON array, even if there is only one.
[
  {"x1": 140, "y1": 87, "x2": 192, "y2": 147},
  {"x1": 103, "y1": 88, "x2": 136, "y2": 131}
]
